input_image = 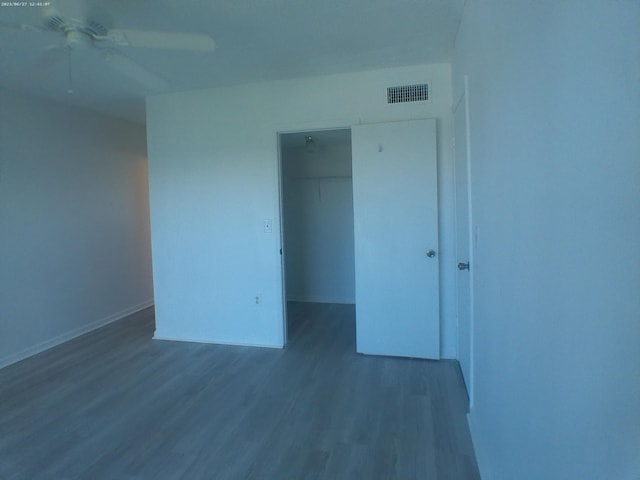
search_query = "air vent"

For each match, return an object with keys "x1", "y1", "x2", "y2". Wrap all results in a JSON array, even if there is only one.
[{"x1": 387, "y1": 83, "x2": 429, "y2": 104}]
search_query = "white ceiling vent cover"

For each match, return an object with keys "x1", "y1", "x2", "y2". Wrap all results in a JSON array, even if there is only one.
[{"x1": 387, "y1": 83, "x2": 429, "y2": 104}]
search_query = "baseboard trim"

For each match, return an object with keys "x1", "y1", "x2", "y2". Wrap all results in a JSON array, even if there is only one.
[
  {"x1": 153, "y1": 335, "x2": 284, "y2": 349},
  {"x1": 0, "y1": 299, "x2": 155, "y2": 370}
]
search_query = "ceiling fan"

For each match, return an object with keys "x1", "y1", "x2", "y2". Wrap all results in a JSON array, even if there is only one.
[{"x1": 0, "y1": 3, "x2": 215, "y2": 92}]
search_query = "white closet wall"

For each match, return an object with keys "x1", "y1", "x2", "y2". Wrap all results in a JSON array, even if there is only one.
[{"x1": 282, "y1": 139, "x2": 355, "y2": 304}]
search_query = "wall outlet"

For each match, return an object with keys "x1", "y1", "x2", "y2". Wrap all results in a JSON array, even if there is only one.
[{"x1": 255, "y1": 295, "x2": 261, "y2": 304}]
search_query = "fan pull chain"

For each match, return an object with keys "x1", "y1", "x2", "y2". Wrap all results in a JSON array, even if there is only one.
[{"x1": 66, "y1": 47, "x2": 74, "y2": 94}]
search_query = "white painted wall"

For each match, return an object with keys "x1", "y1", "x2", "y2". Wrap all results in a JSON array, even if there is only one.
[
  {"x1": 282, "y1": 142, "x2": 355, "y2": 304},
  {"x1": 0, "y1": 90, "x2": 154, "y2": 368},
  {"x1": 453, "y1": 1, "x2": 640, "y2": 478},
  {"x1": 146, "y1": 64, "x2": 459, "y2": 356}
]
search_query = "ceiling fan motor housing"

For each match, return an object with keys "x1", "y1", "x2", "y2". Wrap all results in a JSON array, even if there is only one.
[{"x1": 43, "y1": 6, "x2": 110, "y2": 49}]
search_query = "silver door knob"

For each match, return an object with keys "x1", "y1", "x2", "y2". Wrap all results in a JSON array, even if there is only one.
[
  {"x1": 426, "y1": 249, "x2": 436, "y2": 258},
  {"x1": 458, "y1": 262, "x2": 470, "y2": 270}
]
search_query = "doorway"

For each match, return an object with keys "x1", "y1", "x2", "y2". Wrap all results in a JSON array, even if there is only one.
[
  {"x1": 278, "y1": 119, "x2": 440, "y2": 359},
  {"x1": 278, "y1": 129, "x2": 355, "y2": 344}
]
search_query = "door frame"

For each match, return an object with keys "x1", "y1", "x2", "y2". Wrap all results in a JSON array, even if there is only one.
[
  {"x1": 453, "y1": 75, "x2": 475, "y2": 406},
  {"x1": 276, "y1": 121, "x2": 354, "y2": 347}
]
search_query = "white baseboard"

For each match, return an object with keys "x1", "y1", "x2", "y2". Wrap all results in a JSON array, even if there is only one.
[
  {"x1": 0, "y1": 299, "x2": 154, "y2": 370},
  {"x1": 153, "y1": 334, "x2": 283, "y2": 349}
]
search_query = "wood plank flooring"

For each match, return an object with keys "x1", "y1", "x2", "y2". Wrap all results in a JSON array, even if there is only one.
[{"x1": 0, "y1": 302, "x2": 480, "y2": 479}]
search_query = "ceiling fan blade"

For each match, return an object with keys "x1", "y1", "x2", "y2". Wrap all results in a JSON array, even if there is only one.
[
  {"x1": 102, "y1": 49, "x2": 169, "y2": 92},
  {"x1": 107, "y1": 29, "x2": 215, "y2": 52}
]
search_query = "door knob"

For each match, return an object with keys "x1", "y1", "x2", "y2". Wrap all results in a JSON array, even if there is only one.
[
  {"x1": 426, "y1": 249, "x2": 436, "y2": 258},
  {"x1": 458, "y1": 262, "x2": 470, "y2": 271}
]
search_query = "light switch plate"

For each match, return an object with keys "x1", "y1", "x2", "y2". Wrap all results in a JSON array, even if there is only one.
[{"x1": 264, "y1": 219, "x2": 272, "y2": 233}]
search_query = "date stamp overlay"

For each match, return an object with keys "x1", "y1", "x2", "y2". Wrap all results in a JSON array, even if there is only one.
[{"x1": 1, "y1": 2, "x2": 51, "y2": 7}]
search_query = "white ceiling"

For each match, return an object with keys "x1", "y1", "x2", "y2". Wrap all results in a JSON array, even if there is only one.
[{"x1": 0, "y1": 0, "x2": 465, "y2": 123}]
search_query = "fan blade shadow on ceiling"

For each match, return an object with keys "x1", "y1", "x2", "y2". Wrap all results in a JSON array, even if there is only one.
[{"x1": 102, "y1": 49, "x2": 169, "y2": 92}]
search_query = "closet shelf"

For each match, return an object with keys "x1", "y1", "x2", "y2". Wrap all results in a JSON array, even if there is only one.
[{"x1": 287, "y1": 175, "x2": 352, "y2": 181}]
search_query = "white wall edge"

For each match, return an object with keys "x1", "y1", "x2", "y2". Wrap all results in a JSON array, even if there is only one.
[
  {"x1": 153, "y1": 335, "x2": 284, "y2": 349},
  {"x1": 0, "y1": 299, "x2": 155, "y2": 370},
  {"x1": 467, "y1": 408, "x2": 488, "y2": 479}
]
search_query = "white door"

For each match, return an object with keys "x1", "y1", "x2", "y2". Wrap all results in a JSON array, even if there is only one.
[
  {"x1": 454, "y1": 85, "x2": 473, "y2": 399},
  {"x1": 352, "y1": 119, "x2": 439, "y2": 359}
]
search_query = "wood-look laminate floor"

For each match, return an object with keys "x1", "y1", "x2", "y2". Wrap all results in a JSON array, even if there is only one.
[{"x1": 0, "y1": 302, "x2": 480, "y2": 480}]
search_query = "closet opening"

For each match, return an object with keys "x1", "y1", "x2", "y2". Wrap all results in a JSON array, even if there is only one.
[{"x1": 278, "y1": 129, "x2": 355, "y2": 348}]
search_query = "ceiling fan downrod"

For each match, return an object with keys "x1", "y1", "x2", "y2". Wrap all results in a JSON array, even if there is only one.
[{"x1": 66, "y1": 46, "x2": 74, "y2": 94}]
